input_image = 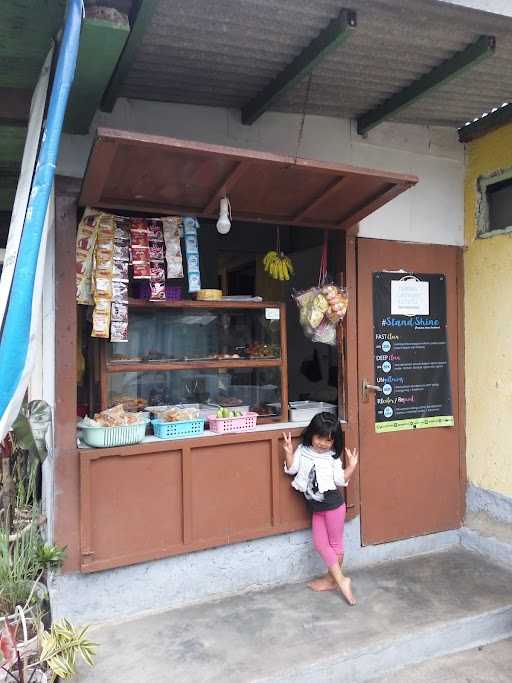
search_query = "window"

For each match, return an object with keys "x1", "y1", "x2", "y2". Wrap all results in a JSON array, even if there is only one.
[{"x1": 477, "y1": 169, "x2": 512, "y2": 238}]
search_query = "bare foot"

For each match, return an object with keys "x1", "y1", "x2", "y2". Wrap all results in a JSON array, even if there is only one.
[
  {"x1": 339, "y1": 577, "x2": 357, "y2": 605},
  {"x1": 307, "y1": 575, "x2": 337, "y2": 592}
]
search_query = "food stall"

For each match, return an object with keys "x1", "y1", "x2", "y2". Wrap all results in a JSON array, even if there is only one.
[{"x1": 54, "y1": 128, "x2": 416, "y2": 573}]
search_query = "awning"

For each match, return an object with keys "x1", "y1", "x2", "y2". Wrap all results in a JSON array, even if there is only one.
[{"x1": 80, "y1": 127, "x2": 417, "y2": 230}]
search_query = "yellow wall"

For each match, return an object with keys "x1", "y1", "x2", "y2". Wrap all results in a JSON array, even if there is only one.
[{"x1": 465, "y1": 123, "x2": 512, "y2": 496}]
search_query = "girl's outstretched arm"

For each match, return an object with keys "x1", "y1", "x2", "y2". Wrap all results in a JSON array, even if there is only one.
[
  {"x1": 343, "y1": 447, "x2": 359, "y2": 481},
  {"x1": 283, "y1": 432, "x2": 300, "y2": 474}
]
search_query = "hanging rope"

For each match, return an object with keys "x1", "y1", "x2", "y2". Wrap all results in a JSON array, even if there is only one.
[
  {"x1": 318, "y1": 230, "x2": 329, "y2": 288},
  {"x1": 294, "y1": 73, "x2": 313, "y2": 163}
]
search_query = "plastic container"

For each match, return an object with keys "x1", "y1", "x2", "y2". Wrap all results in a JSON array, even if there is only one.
[
  {"x1": 80, "y1": 421, "x2": 147, "y2": 448},
  {"x1": 289, "y1": 401, "x2": 337, "y2": 423},
  {"x1": 195, "y1": 289, "x2": 222, "y2": 300},
  {"x1": 152, "y1": 418, "x2": 205, "y2": 439},
  {"x1": 208, "y1": 412, "x2": 258, "y2": 434},
  {"x1": 166, "y1": 285, "x2": 182, "y2": 300}
]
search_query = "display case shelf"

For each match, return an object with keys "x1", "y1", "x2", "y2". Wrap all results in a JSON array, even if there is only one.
[{"x1": 99, "y1": 301, "x2": 288, "y2": 421}]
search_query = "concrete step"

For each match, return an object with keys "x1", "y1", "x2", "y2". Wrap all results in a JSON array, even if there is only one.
[
  {"x1": 368, "y1": 638, "x2": 512, "y2": 682},
  {"x1": 461, "y1": 510, "x2": 512, "y2": 567},
  {"x1": 75, "y1": 547, "x2": 512, "y2": 683}
]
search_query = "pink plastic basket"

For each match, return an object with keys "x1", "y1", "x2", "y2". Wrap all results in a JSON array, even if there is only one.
[{"x1": 208, "y1": 412, "x2": 258, "y2": 434}]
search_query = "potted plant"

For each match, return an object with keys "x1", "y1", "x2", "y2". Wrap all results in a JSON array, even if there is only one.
[
  {"x1": 0, "y1": 617, "x2": 97, "y2": 683},
  {"x1": 0, "y1": 529, "x2": 65, "y2": 627},
  {"x1": 0, "y1": 615, "x2": 44, "y2": 683},
  {"x1": 1, "y1": 402, "x2": 97, "y2": 681}
]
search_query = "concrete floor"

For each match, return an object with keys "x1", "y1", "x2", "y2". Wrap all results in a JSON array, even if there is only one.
[
  {"x1": 75, "y1": 547, "x2": 512, "y2": 683},
  {"x1": 370, "y1": 638, "x2": 512, "y2": 682}
]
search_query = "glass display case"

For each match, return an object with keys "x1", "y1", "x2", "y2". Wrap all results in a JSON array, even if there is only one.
[{"x1": 100, "y1": 300, "x2": 287, "y2": 420}]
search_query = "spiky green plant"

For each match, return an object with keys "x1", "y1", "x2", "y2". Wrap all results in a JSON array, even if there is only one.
[
  {"x1": 35, "y1": 544, "x2": 66, "y2": 573},
  {"x1": 0, "y1": 529, "x2": 42, "y2": 616},
  {"x1": 39, "y1": 620, "x2": 97, "y2": 682}
]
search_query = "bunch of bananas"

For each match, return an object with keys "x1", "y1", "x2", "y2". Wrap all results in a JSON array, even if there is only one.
[{"x1": 263, "y1": 251, "x2": 294, "y2": 281}]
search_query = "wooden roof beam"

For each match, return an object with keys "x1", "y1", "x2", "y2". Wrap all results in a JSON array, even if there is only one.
[
  {"x1": 357, "y1": 35, "x2": 496, "y2": 136},
  {"x1": 101, "y1": 0, "x2": 159, "y2": 113},
  {"x1": 241, "y1": 9, "x2": 357, "y2": 126}
]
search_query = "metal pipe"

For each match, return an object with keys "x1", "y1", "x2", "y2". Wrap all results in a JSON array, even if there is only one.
[{"x1": 0, "y1": 0, "x2": 82, "y2": 420}]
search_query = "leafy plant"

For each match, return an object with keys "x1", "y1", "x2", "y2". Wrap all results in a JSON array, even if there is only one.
[
  {"x1": 34, "y1": 545, "x2": 65, "y2": 574},
  {"x1": 39, "y1": 620, "x2": 96, "y2": 682}
]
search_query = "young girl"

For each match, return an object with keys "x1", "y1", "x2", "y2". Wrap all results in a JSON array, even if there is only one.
[{"x1": 283, "y1": 412, "x2": 358, "y2": 605}]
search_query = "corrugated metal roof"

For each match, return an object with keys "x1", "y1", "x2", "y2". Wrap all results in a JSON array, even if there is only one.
[{"x1": 116, "y1": 0, "x2": 512, "y2": 128}]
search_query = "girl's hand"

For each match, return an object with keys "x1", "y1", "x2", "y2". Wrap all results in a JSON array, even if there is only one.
[
  {"x1": 282, "y1": 432, "x2": 293, "y2": 458},
  {"x1": 345, "y1": 447, "x2": 359, "y2": 468}
]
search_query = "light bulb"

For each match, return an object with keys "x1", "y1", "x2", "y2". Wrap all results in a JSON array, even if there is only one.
[
  {"x1": 216, "y1": 196, "x2": 231, "y2": 234},
  {"x1": 216, "y1": 215, "x2": 231, "y2": 234}
]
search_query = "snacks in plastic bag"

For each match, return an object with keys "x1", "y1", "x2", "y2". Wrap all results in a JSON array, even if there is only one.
[
  {"x1": 294, "y1": 284, "x2": 348, "y2": 346},
  {"x1": 90, "y1": 404, "x2": 144, "y2": 426}
]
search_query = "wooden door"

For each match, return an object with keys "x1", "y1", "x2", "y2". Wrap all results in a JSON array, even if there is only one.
[{"x1": 357, "y1": 239, "x2": 463, "y2": 545}]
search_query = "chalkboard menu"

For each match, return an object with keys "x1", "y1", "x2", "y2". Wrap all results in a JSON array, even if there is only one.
[{"x1": 373, "y1": 272, "x2": 453, "y2": 433}]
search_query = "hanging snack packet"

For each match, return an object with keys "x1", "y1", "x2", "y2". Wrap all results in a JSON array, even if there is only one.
[
  {"x1": 184, "y1": 233, "x2": 198, "y2": 253},
  {"x1": 149, "y1": 240, "x2": 165, "y2": 261},
  {"x1": 113, "y1": 241, "x2": 130, "y2": 261},
  {"x1": 148, "y1": 219, "x2": 164, "y2": 242},
  {"x1": 133, "y1": 261, "x2": 151, "y2": 279},
  {"x1": 110, "y1": 320, "x2": 129, "y2": 343},
  {"x1": 166, "y1": 256, "x2": 184, "y2": 279},
  {"x1": 149, "y1": 281, "x2": 166, "y2": 301},
  {"x1": 131, "y1": 245, "x2": 149, "y2": 263},
  {"x1": 112, "y1": 281, "x2": 129, "y2": 303},
  {"x1": 91, "y1": 299, "x2": 111, "y2": 338},
  {"x1": 111, "y1": 301, "x2": 128, "y2": 322},
  {"x1": 130, "y1": 225, "x2": 149, "y2": 247},
  {"x1": 113, "y1": 259, "x2": 129, "y2": 282},
  {"x1": 114, "y1": 217, "x2": 130, "y2": 237},
  {"x1": 183, "y1": 217, "x2": 198, "y2": 236}
]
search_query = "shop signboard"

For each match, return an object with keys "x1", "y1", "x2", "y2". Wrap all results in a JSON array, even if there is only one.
[{"x1": 372, "y1": 272, "x2": 454, "y2": 433}]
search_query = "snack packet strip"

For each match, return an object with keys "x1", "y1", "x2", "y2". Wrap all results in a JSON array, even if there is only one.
[
  {"x1": 183, "y1": 217, "x2": 201, "y2": 293},
  {"x1": 76, "y1": 208, "x2": 100, "y2": 305},
  {"x1": 162, "y1": 217, "x2": 184, "y2": 279}
]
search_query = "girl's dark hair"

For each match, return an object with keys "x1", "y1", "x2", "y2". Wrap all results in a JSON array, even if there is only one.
[{"x1": 302, "y1": 412, "x2": 344, "y2": 459}]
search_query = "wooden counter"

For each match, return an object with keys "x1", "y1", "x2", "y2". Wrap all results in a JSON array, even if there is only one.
[{"x1": 80, "y1": 426, "x2": 310, "y2": 572}]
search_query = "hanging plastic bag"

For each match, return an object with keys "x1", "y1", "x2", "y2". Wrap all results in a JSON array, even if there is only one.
[{"x1": 293, "y1": 232, "x2": 348, "y2": 346}]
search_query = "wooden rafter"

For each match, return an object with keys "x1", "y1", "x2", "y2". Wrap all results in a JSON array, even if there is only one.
[
  {"x1": 241, "y1": 9, "x2": 357, "y2": 126},
  {"x1": 293, "y1": 176, "x2": 349, "y2": 222},
  {"x1": 203, "y1": 162, "x2": 249, "y2": 215},
  {"x1": 101, "y1": 0, "x2": 159, "y2": 113},
  {"x1": 357, "y1": 35, "x2": 496, "y2": 136}
]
